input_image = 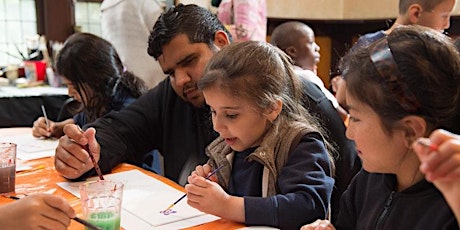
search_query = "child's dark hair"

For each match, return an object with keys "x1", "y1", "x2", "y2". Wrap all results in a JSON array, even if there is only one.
[
  {"x1": 341, "y1": 25, "x2": 460, "y2": 134},
  {"x1": 55, "y1": 33, "x2": 147, "y2": 122}
]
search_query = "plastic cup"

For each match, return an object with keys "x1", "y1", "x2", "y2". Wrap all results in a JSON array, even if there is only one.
[
  {"x1": 80, "y1": 180, "x2": 124, "y2": 230},
  {"x1": 24, "y1": 60, "x2": 47, "y2": 82},
  {"x1": 0, "y1": 143, "x2": 16, "y2": 194},
  {"x1": 5, "y1": 65, "x2": 19, "y2": 84}
]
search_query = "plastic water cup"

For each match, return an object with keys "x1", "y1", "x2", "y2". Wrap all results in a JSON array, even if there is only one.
[
  {"x1": 79, "y1": 180, "x2": 124, "y2": 230},
  {"x1": 0, "y1": 143, "x2": 16, "y2": 194}
]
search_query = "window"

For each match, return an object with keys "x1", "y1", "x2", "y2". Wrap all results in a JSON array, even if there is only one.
[
  {"x1": 0, "y1": 0, "x2": 37, "y2": 66},
  {"x1": 0, "y1": 0, "x2": 176, "y2": 67},
  {"x1": 75, "y1": 1, "x2": 101, "y2": 36},
  {"x1": 73, "y1": 0, "x2": 174, "y2": 36}
]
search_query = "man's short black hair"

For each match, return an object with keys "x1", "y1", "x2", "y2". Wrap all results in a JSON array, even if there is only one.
[{"x1": 148, "y1": 4, "x2": 232, "y2": 60}]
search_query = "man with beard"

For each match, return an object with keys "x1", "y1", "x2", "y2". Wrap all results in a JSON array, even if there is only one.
[{"x1": 54, "y1": 4, "x2": 358, "y2": 197}]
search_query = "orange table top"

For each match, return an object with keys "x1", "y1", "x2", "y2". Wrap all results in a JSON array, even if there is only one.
[{"x1": 0, "y1": 128, "x2": 244, "y2": 230}]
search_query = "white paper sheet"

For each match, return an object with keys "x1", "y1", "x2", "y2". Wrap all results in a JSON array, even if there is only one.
[
  {"x1": 16, "y1": 161, "x2": 32, "y2": 171},
  {"x1": 57, "y1": 169, "x2": 219, "y2": 229},
  {"x1": 0, "y1": 86, "x2": 67, "y2": 98},
  {"x1": 0, "y1": 134, "x2": 58, "y2": 160}
]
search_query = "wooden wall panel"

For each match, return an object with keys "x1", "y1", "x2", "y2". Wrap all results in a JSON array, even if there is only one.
[
  {"x1": 36, "y1": 0, "x2": 75, "y2": 43},
  {"x1": 316, "y1": 36, "x2": 332, "y2": 87},
  {"x1": 267, "y1": 0, "x2": 343, "y2": 20},
  {"x1": 267, "y1": 0, "x2": 460, "y2": 20}
]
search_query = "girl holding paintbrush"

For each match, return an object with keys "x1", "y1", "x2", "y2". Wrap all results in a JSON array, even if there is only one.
[
  {"x1": 32, "y1": 33, "x2": 163, "y2": 174},
  {"x1": 185, "y1": 41, "x2": 334, "y2": 230},
  {"x1": 301, "y1": 25, "x2": 460, "y2": 229},
  {"x1": 32, "y1": 32, "x2": 146, "y2": 138}
]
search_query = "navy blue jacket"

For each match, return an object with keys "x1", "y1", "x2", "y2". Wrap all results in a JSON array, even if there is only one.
[
  {"x1": 336, "y1": 170, "x2": 459, "y2": 230},
  {"x1": 230, "y1": 134, "x2": 334, "y2": 230}
]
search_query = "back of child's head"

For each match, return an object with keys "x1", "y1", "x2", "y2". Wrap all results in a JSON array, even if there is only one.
[
  {"x1": 198, "y1": 41, "x2": 304, "y2": 120},
  {"x1": 341, "y1": 25, "x2": 460, "y2": 134},
  {"x1": 270, "y1": 21, "x2": 313, "y2": 51},
  {"x1": 399, "y1": 0, "x2": 448, "y2": 14}
]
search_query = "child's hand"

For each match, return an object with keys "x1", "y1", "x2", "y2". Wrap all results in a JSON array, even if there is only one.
[
  {"x1": 413, "y1": 129, "x2": 460, "y2": 220},
  {"x1": 191, "y1": 164, "x2": 211, "y2": 177},
  {"x1": 32, "y1": 117, "x2": 55, "y2": 138},
  {"x1": 414, "y1": 129, "x2": 460, "y2": 182},
  {"x1": 0, "y1": 193, "x2": 75, "y2": 230},
  {"x1": 185, "y1": 174, "x2": 230, "y2": 216},
  {"x1": 300, "y1": 219, "x2": 335, "y2": 230},
  {"x1": 190, "y1": 164, "x2": 219, "y2": 182},
  {"x1": 413, "y1": 130, "x2": 460, "y2": 182}
]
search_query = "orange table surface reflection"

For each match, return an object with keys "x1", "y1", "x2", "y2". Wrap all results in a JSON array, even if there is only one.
[{"x1": 0, "y1": 128, "x2": 243, "y2": 230}]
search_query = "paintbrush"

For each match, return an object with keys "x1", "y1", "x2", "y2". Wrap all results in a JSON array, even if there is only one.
[
  {"x1": 41, "y1": 105, "x2": 50, "y2": 131},
  {"x1": 163, "y1": 165, "x2": 224, "y2": 212},
  {"x1": 73, "y1": 217, "x2": 102, "y2": 230},
  {"x1": 76, "y1": 125, "x2": 104, "y2": 180},
  {"x1": 417, "y1": 139, "x2": 438, "y2": 152}
]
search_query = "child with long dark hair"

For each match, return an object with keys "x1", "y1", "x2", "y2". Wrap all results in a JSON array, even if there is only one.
[{"x1": 32, "y1": 33, "x2": 146, "y2": 138}]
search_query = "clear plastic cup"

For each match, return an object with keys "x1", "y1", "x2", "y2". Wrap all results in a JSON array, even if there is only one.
[
  {"x1": 0, "y1": 142, "x2": 16, "y2": 194},
  {"x1": 79, "y1": 180, "x2": 124, "y2": 230}
]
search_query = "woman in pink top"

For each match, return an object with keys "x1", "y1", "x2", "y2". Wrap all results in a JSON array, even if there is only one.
[{"x1": 217, "y1": 0, "x2": 267, "y2": 42}]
